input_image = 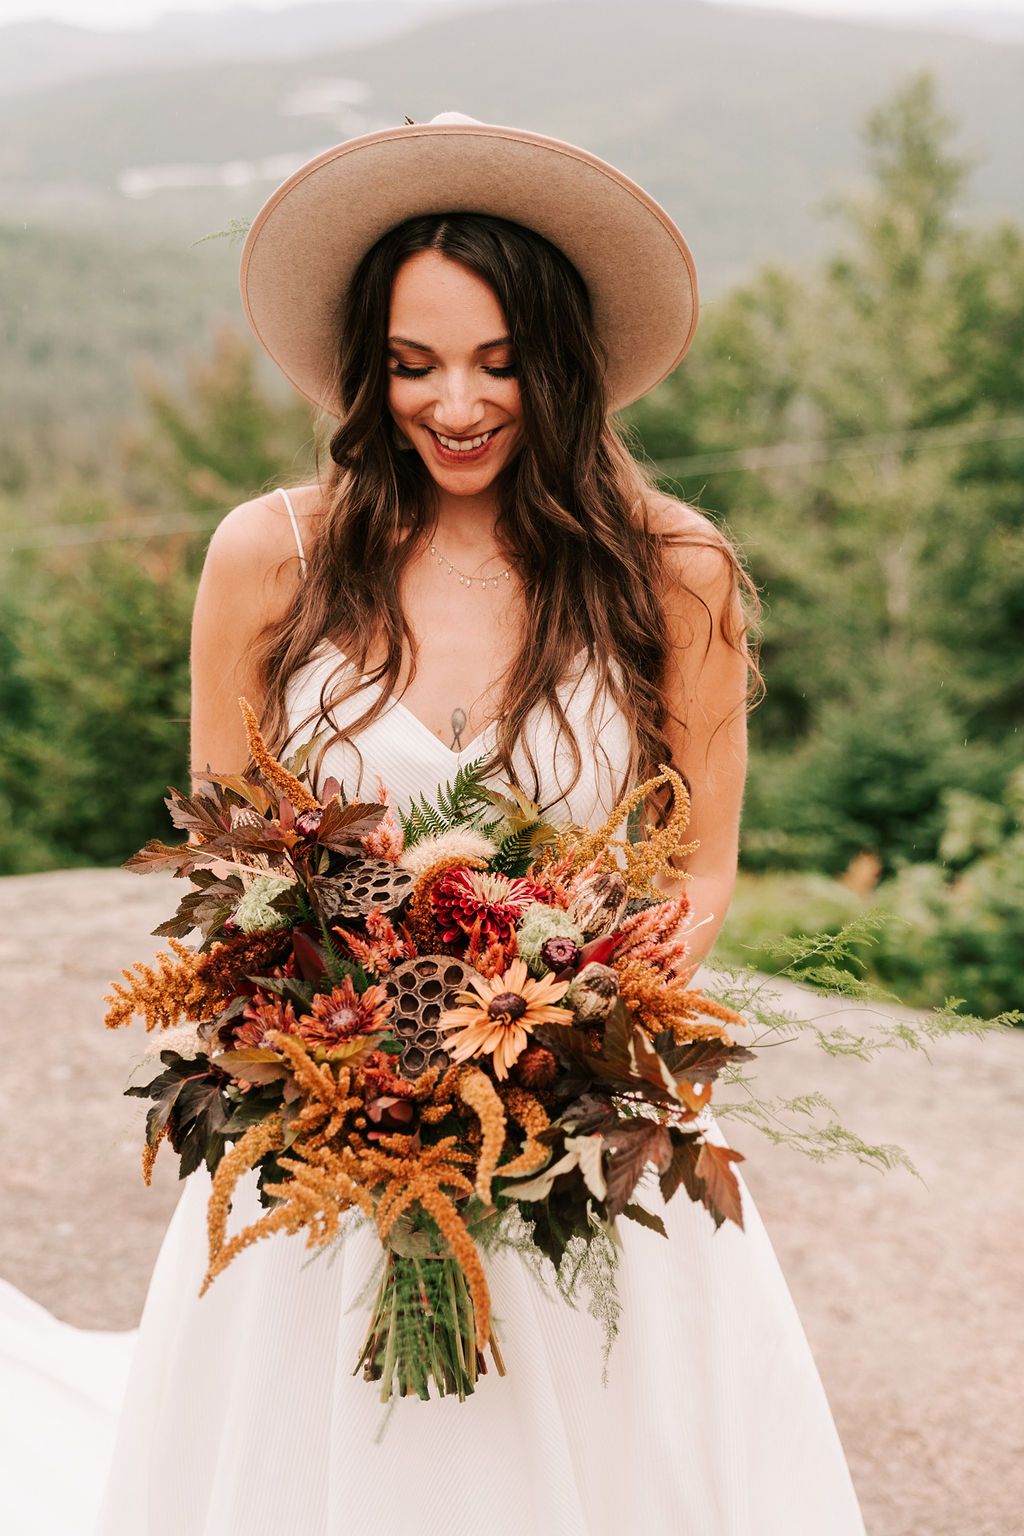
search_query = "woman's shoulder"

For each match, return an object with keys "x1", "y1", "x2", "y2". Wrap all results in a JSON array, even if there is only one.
[
  {"x1": 205, "y1": 483, "x2": 325, "y2": 574},
  {"x1": 642, "y1": 492, "x2": 737, "y2": 599}
]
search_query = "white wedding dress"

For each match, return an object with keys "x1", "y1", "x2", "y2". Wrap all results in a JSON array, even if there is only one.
[{"x1": 84, "y1": 614, "x2": 866, "y2": 1536}]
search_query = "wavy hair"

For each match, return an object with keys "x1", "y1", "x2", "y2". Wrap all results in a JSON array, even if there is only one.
[{"x1": 254, "y1": 211, "x2": 756, "y2": 811}]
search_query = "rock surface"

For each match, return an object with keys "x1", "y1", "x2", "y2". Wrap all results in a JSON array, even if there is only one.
[{"x1": 1, "y1": 867, "x2": 1020, "y2": 1536}]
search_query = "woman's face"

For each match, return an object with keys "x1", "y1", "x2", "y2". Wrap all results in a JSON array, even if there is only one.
[{"x1": 386, "y1": 249, "x2": 523, "y2": 500}]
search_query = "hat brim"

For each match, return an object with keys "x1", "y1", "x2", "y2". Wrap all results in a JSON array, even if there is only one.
[{"x1": 240, "y1": 121, "x2": 698, "y2": 416}]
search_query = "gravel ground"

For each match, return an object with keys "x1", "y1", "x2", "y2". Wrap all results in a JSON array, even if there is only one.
[{"x1": 1, "y1": 867, "x2": 1021, "y2": 1536}]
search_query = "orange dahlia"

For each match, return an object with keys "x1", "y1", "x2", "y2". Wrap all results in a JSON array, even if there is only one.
[
  {"x1": 296, "y1": 977, "x2": 393, "y2": 1046},
  {"x1": 439, "y1": 958, "x2": 572, "y2": 1080}
]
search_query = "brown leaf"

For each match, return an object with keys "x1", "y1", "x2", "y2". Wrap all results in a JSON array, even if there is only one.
[
  {"x1": 653, "y1": 1033, "x2": 756, "y2": 1081},
  {"x1": 316, "y1": 798, "x2": 386, "y2": 852},
  {"x1": 602, "y1": 1120, "x2": 672, "y2": 1220},
  {"x1": 695, "y1": 1141, "x2": 745, "y2": 1231},
  {"x1": 621, "y1": 1202, "x2": 668, "y2": 1238},
  {"x1": 659, "y1": 1133, "x2": 702, "y2": 1204}
]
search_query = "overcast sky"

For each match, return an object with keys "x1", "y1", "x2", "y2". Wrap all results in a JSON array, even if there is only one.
[{"x1": 4, "y1": 0, "x2": 1024, "y2": 33}]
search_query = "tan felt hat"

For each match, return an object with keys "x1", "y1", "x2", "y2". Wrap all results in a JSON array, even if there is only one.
[{"x1": 240, "y1": 113, "x2": 698, "y2": 415}]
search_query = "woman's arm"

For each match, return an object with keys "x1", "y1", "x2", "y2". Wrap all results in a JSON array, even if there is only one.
[
  {"x1": 650, "y1": 502, "x2": 752, "y2": 963},
  {"x1": 190, "y1": 492, "x2": 313, "y2": 781}
]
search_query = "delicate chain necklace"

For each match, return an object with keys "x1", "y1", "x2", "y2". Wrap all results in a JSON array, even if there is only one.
[{"x1": 429, "y1": 543, "x2": 512, "y2": 590}]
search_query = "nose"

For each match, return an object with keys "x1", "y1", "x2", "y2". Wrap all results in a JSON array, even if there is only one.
[{"x1": 431, "y1": 367, "x2": 485, "y2": 434}]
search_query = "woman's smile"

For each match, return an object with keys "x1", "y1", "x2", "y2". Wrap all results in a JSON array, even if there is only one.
[{"x1": 387, "y1": 249, "x2": 523, "y2": 498}]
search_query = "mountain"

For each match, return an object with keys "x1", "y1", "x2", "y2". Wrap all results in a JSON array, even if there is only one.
[
  {"x1": 2, "y1": 0, "x2": 1022, "y2": 288},
  {"x1": 1, "y1": 0, "x2": 1022, "y2": 480},
  {"x1": 0, "y1": 1, "x2": 510, "y2": 98}
]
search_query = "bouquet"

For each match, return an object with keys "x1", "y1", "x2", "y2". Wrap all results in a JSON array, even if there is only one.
[{"x1": 107, "y1": 700, "x2": 754, "y2": 1401}]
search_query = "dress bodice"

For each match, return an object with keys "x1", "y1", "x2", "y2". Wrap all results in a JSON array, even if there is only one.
[{"x1": 283, "y1": 640, "x2": 634, "y2": 829}]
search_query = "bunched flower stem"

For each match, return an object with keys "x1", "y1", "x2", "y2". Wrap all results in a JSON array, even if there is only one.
[{"x1": 356, "y1": 1245, "x2": 504, "y2": 1402}]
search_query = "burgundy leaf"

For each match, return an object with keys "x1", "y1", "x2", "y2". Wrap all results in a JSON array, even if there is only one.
[{"x1": 602, "y1": 1120, "x2": 672, "y2": 1220}]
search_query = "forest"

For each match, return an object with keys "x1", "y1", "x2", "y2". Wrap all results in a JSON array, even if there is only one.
[{"x1": 1, "y1": 76, "x2": 1020, "y2": 1015}]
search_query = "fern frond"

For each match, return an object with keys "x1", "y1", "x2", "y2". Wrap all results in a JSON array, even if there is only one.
[{"x1": 399, "y1": 758, "x2": 495, "y2": 846}]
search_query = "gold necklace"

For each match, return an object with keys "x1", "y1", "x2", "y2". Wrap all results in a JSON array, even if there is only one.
[{"x1": 429, "y1": 543, "x2": 512, "y2": 590}]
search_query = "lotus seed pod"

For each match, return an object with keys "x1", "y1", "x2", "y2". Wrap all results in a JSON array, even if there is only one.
[
  {"x1": 569, "y1": 961, "x2": 619, "y2": 1023},
  {"x1": 566, "y1": 871, "x2": 628, "y2": 939}
]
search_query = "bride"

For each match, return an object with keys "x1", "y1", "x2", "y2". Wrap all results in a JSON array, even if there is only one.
[{"x1": 93, "y1": 115, "x2": 865, "y2": 1534}]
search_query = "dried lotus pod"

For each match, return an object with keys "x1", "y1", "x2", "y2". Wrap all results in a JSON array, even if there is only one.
[
  {"x1": 383, "y1": 955, "x2": 474, "y2": 1078},
  {"x1": 567, "y1": 871, "x2": 628, "y2": 940},
  {"x1": 569, "y1": 961, "x2": 619, "y2": 1023},
  {"x1": 314, "y1": 860, "x2": 415, "y2": 919}
]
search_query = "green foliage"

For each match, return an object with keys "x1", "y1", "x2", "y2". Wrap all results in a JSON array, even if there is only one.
[
  {"x1": 632, "y1": 72, "x2": 1024, "y2": 872},
  {"x1": 0, "y1": 517, "x2": 196, "y2": 871},
  {"x1": 398, "y1": 759, "x2": 497, "y2": 846},
  {"x1": 720, "y1": 767, "x2": 1024, "y2": 1016}
]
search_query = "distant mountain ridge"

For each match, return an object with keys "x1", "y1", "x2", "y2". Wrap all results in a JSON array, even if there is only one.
[
  {"x1": 0, "y1": 1, "x2": 513, "y2": 98},
  {"x1": 1, "y1": 0, "x2": 1022, "y2": 473},
  {"x1": 2, "y1": 0, "x2": 1021, "y2": 288}
]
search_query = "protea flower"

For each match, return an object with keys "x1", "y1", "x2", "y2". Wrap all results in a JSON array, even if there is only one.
[
  {"x1": 296, "y1": 977, "x2": 393, "y2": 1045},
  {"x1": 431, "y1": 867, "x2": 548, "y2": 952},
  {"x1": 439, "y1": 957, "x2": 571, "y2": 1080},
  {"x1": 233, "y1": 992, "x2": 299, "y2": 1049}
]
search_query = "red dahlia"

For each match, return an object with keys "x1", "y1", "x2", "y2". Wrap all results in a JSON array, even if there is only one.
[{"x1": 431, "y1": 867, "x2": 549, "y2": 952}]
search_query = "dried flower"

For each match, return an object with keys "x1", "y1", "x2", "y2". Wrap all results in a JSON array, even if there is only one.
[
  {"x1": 333, "y1": 907, "x2": 415, "y2": 975},
  {"x1": 567, "y1": 961, "x2": 620, "y2": 1023},
  {"x1": 513, "y1": 1044, "x2": 558, "y2": 1090},
  {"x1": 567, "y1": 871, "x2": 628, "y2": 940},
  {"x1": 238, "y1": 696, "x2": 320, "y2": 814},
  {"x1": 515, "y1": 901, "x2": 585, "y2": 975},
  {"x1": 362, "y1": 779, "x2": 404, "y2": 862},
  {"x1": 439, "y1": 958, "x2": 572, "y2": 1080},
  {"x1": 233, "y1": 991, "x2": 299, "y2": 1049},
  {"x1": 399, "y1": 826, "x2": 497, "y2": 877},
  {"x1": 233, "y1": 874, "x2": 295, "y2": 934},
  {"x1": 296, "y1": 977, "x2": 393, "y2": 1045}
]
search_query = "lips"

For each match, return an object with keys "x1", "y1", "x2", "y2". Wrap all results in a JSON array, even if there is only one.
[{"x1": 427, "y1": 426, "x2": 502, "y2": 464}]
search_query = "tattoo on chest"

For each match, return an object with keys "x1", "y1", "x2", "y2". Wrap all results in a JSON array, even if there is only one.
[{"x1": 450, "y1": 707, "x2": 467, "y2": 750}]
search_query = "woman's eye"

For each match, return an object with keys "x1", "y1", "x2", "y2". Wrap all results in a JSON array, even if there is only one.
[
  {"x1": 389, "y1": 361, "x2": 431, "y2": 378},
  {"x1": 484, "y1": 365, "x2": 517, "y2": 378}
]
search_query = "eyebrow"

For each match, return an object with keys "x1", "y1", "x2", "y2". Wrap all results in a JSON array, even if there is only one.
[{"x1": 388, "y1": 335, "x2": 512, "y2": 353}]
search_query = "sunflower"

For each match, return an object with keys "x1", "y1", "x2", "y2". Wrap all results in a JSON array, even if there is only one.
[
  {"x1": 297, "y1": 977, "x2": 393, "y2": 1045},
  {"x1": 439, "y1": 958, "x2": 572, "y2": 1080}
]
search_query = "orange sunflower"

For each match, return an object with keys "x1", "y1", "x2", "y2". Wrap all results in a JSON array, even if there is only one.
[{"x1": 439, "y1": 958, "x2": 572, "y2": 1080}]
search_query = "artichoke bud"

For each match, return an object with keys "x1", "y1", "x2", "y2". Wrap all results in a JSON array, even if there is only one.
[
  {"x1": 567, "y1": 871, "x2": 628, "y2": 939},
  {"x1": 569, "y1": 962, "x2": 619, "y2": 1023}
]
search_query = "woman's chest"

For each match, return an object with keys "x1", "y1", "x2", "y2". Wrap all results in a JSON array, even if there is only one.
[{"x1": 377, "y1": 574, "x2": 525, "y2": 751}]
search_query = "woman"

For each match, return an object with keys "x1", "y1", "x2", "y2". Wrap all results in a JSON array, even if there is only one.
[{"x1": 97, "y1": 115, "x2": 865, "y2": 1535}]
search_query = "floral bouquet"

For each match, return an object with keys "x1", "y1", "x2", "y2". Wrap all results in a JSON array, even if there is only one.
[{"x1": 107, "y1": 700, "x2": 753, "y2": 1402}]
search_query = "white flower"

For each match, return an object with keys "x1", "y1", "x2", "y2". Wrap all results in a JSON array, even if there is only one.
[{"x1": 398, "y1": 827, "x2": 497, "y2": 876}]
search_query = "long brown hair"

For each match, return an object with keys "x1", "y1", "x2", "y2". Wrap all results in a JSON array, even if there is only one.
[{"x1": 255, "y1": 211, "x2": 755, "y2": 807}]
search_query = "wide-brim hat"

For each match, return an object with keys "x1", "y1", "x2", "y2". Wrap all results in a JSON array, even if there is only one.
[{"x1": 240, "y1": 113, "x2": 698, "y2": 415}]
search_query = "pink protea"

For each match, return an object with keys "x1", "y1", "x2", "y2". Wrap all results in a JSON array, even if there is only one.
[
  {"x1": 431, "y1": 866, "x2": 548, "y2": 952},
  {"x1": 233, "y1": 991, "x2": 299, "y2": 1049}
]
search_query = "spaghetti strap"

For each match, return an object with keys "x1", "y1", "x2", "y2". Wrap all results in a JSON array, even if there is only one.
[{"x1": 278, "y1": 488, "x2": 307, "y2": 575}]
